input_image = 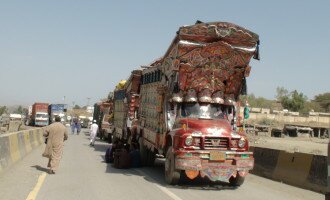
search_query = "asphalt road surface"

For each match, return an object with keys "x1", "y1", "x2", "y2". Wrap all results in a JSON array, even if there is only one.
[{"x1": 0, "y1": 128, "x2": 324, "y2": 200}]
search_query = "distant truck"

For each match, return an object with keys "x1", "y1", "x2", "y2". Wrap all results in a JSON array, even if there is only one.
[
  {"x1": 30, "y1": 103, "x2": 49, "y2": 126},
  {"x1": 48, "y1": 104, "x2": 66, "y2": 124},
  {"x1": 93, "y1": 101, "x2": 113, "y2": 142}
]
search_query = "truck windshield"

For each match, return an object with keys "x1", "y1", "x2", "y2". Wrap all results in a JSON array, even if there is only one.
[
  {"x1": 36, "y1": 114, "x2": 48, "y2": 118},
  {"x1": 180, "y1": 103, "x2": 233, "y2": 120}
]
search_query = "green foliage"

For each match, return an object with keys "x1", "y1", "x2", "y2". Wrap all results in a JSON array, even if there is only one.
[
  {"x1": 300, "y1": 101, "x2": 322, "y2": 113},
  {"x1": 73, "y1": 105, "x2": 81, "y2": 109},
  {"x1": 240, "y1": 94, "x2": 274, "y2": 109},
  {"x1": 278, "y1": 90, "x2": 307, "y2": 112},
  {"x1": 313, "y1": 92, "x2": 330, "y2": 112},
  {"x1": 275, "y1": 87, "x2": 289, "y2": 101},
  {"x1": 15, "y1": 105, "x2": 23, "y2": 114},
  {"x1": 0, "y1": 106, "x2": 7, "y2": 115},
  {"x1": 22, "y1": 108, "x2": 28, "y2": 115}
]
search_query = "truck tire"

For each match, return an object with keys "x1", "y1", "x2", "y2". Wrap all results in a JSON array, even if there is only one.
[
  {"x1": 139, "y1": 137, "x2": 148, "y2": 166},
  {"x1": 165, "y1": 147, "x2": 180, "y2": 185},
  {"x1": 229, "y1": 173, "x2": 245, "y2": 186},
  {"x1": 108, "y1": 134, "x2": 112, "y2": 144},
  {"x1": 146, "y1": 149, "x2": 155, "y2": 166}
]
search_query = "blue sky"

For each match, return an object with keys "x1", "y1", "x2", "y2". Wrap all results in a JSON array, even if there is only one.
[{"x1": 0, "y1": 0, "x2": 329, "y2": 107}]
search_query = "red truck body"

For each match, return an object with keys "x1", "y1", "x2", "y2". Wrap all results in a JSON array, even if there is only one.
[
  {"x1": 113, "y1": 21, "x2": 260, "y2": 185},
  {"x1": 31, "y1": 103, "x2": 49, "y2": 126}
]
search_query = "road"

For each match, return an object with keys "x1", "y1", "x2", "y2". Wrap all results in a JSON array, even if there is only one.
[{"x1": 0, "y1": 128, "x2": 324, "y2": 200}]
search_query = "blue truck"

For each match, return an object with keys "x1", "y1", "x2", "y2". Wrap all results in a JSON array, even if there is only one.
[{"x1": 48, "y1": 104, "x2": 67, "y2": 124}]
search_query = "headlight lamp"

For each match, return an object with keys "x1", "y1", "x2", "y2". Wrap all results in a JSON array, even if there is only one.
[
  {"x1": 185, "y1": 136, "x2": 193, "y2": 146},
  {"x1": 238, "y1": 138, "x2": 246, "y2": 148}
]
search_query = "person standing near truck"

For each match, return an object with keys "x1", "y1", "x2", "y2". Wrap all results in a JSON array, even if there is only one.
[
  {"x1": 90, "y1": 120, "x2": 98, "y2": 146},
  {"x1": 42, "y1": 116, "x2": 68, "y2": 174}
]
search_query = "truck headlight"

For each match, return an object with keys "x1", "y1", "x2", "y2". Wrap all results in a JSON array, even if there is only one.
[
  {"x1": 238, "y1": 138, "x2": 246, "y2": 148},
  {"x1": 185, "y1": 136, "x2": 193, "y2": 146}
]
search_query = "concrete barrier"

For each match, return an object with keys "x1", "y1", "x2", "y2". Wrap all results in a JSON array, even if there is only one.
[
  {"x1": 0, "y1": 128, "x2": 43, "y2": 173},
  {"x1": 251, "y1": 147, "x2": 327, "y2": 194},
  {"x1": 251, "y1": 147, "x2": 280, "y2": 178}
]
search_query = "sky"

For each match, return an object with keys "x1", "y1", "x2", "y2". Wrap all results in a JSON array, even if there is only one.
[{"x1": 0, "y1": 0, "x2": 329, "y2": 107}]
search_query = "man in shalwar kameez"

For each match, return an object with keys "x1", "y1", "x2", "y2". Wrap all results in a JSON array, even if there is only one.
[{"x1": 42, "y1": 116, "x2": 68, "y2": 174}]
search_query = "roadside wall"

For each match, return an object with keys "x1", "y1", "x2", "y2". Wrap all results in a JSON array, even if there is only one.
[
  {"x1": 0, "y1": 128, "x2": 43, "y2": 173},
  {"x1": 250, "y1": 146, "x2": 327, "y2": 194},
  {"x1": 247, "y1": 113, "x2": 330, "y2": 126}
]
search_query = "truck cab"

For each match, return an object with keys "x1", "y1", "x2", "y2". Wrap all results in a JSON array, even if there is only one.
[{"x1": 35, "y1": 112, "x2": 49, "y2": 126}]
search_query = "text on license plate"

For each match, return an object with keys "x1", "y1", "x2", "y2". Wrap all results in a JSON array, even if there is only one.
[{"x1": 209, "y1": 151, "x2": 226, "y2": 161}]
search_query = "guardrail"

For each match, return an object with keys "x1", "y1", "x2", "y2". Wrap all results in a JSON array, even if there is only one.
[
  {"x1": 250, "y1": 146, "x2": 327, "y2": 194},
  {"x1": 0, "y1": 128, "x2": 43, "y2": 173}
]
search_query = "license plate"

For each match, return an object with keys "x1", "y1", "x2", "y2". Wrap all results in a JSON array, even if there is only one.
[
  {"x1": 236, "y1": 159, "x2": 254, "y2": 168},
  {"x1": 210, "y1": 151, "x2": 226, "y2": 161}
]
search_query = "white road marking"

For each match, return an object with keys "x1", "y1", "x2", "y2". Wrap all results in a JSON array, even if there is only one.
[{"x1": 134, "y1": 169, "x2": 183, "y2": 200}]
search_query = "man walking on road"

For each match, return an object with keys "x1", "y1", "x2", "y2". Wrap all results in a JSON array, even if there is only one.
[
  {"x1": 90, "y1": 120, "x2": 98, "y2": 146},
  {"x1": 42, "y1": 116, "x2": 68, "y2": 174}
]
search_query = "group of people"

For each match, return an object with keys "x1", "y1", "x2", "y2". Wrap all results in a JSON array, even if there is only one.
[
  {"x1": 70, "y1": 118, "x2": 81, "y2": 135},
  {"x1": 41, "y1": 116, "x2": 138, "y2": 174},
  {"x1": 105, "y1": 140, "x2": 141, "y2": 169}
]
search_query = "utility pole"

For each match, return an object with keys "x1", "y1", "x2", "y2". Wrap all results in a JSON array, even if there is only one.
[{"x1": 87, "y1": 97, "x2": 91, "y2": 107}]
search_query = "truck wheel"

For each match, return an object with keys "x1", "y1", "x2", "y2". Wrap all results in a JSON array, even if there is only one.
[
  {"x1": 108, "y1": 134, "x2": 112, "y2": 144},
  {"x1": 165, "y1": 147, "x2": 180, "y2": 185},
  {"x1": 229, "y1": 173, "x2": 245, "y2": 186},
  {"x1": 139, "y1": 137, "x2": 148, "y2": 166},
  {"x1": 146, "y1": 149, "x2": 155, "y2": 166}
]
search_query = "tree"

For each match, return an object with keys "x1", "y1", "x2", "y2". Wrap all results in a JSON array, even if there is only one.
[
  {"x1": 240, "y1": 94, "x2": 274, "y2": 109},
  {"x1": 22, "y1": 108, "x2": 29, "y2": 115},
  {"x1": 275, "y1": 87, "x2": 289, "y2": 101},
  {"x1": 0, "y1": 106, "x2": 7, "y2": 115},
  {"x1": 73, "y1": 105, "x2": 81, "y2": 109},
  {"x1": 15, "y1": 105, "x2": 23, "y2": 114},
  {"x1": 301, "y1": 101, "x2": 322, "y2": 113},
  {"x1": 313, "y1": 92, "x2": 330, "y2": 112},
  {"x1": 280, "y1": 90, "x2": 307, "y2": 112}
]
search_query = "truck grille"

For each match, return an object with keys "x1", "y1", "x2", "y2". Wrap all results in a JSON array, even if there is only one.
[{"x1": 203, "y1": 137, "x2": 228, "y2": 149}]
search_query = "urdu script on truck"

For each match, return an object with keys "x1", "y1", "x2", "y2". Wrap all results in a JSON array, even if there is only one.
[{"x1": 111, "y1": 21, "x2": 260, "y2": 185}]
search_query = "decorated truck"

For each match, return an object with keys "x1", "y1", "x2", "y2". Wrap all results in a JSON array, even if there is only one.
[
  {"x1": 137, "y1": 21, "x2": 259, "y2": 186},
  {"x1": 113, "y1": 72, "x2": 142, "y2": 142},
  {"x1": 115, "y1": 21, "x2": 260, "y2": 186},
  {"x1": 93, "y1": 100, "x2": 113, "y2": 142}
]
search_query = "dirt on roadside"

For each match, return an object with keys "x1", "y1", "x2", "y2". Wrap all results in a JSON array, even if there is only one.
[{"x1": 248, "y1": 134, "x2": 328, "y2": 156}]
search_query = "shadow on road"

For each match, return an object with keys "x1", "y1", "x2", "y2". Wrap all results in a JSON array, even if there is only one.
[
  {"x1": 104, "y1": 158, "x2": 238, "y2": 191},
  {"x1": 31, "y1": 165, "x2": 49, "y2": 173},
  {"x1": 79, "y1": 131, "x2": 238, "y2": 191}
]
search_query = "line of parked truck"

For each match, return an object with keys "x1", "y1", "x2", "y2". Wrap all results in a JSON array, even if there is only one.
[
  {"x1": 94, "y1": 21, "x2": 260, "y2": 185},
  {"x1": 26, "y1": 103, "x2": 67, "y2": 126}
]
